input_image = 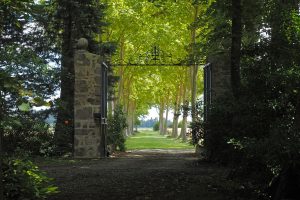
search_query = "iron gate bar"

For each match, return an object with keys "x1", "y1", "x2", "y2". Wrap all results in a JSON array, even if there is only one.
[
  {"x1": 111, "y1": 64, "x2": 188, "y2": 67},
  {"x1": 100, "y1": 62, "x2": 109, "y2": 158},
  {"x1": 110, "y1": 63, "x2": 205, "y2": 67},
  {"x1": 110, "y1": 45, "x2": 201, "y2": 67}
]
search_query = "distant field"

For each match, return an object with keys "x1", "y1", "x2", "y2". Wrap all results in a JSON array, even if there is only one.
[
  {"x1": 137, "y1": 127, "x2": 153, "y2": 131},
  {"x1": 125, "y1": 130, "x2": 194, "y2": 150}
]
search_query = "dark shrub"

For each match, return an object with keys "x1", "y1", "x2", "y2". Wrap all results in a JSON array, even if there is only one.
[
  {"x1": 3, "y1": 157, "x2": 58, "y2": 200},
  {"x1": 107, "y1": 105, "x2": 127, "y2": 152},
  {"x1": 153, "y1": 121, "x2": 159, "y2": 131}
]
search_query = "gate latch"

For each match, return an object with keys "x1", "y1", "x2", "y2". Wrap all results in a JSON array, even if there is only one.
[{"x1": 101, "y1": 118, "x2": 107, "y2": 125}]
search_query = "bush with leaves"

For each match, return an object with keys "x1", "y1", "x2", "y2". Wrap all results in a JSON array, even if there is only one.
[
  {"x1": 107, "y1": 105, "x2": 127, "y2": 152},
  {"x1": 196, "y1": 79, "x2": 300, "y2": 198},
  {"x1": 153, "y1": 121, "x2": 159, "y2": 131},
  {"x1": 3, "y1": 112, "x2": 56, "y2": 156},
  {"x1": 3, "y1": 157, "x2": 58, "y2": 200}
]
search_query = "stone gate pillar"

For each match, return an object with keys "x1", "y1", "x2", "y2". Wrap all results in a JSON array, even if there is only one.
[
  {"x1": 208, "y1": 52, "x2": 232, "y2": 100},
  {"x1": 73, "y1": 38, "x2": 103, "y2": 158},
  {"x1": 204, "y1": 52, "x2": 232, "y2": 121}
]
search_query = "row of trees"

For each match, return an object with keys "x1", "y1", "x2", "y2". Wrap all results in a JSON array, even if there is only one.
[{"x1": 104, "y1": 0, "x2": 205, "y2": 140}]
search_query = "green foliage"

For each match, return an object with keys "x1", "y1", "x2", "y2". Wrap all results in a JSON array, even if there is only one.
[
  {"x1": 3, "y1": 157, "x2": 58, "y2": 200},
  {"x1": 192, "y1": 0, "x2": 300, "y2": 198},
  {"x1": 178, "y1": 120, "x2": 183, "y2": 128},
  {"x1": 107, "y1": 105, "x2": 127, "y2": 152},
  {"x1": 0, "y1": 0, "x2": 59, "y2": 157},
  {"x1": 54, "y1": 0, "x2": 107, "y2": 54},
  {"x1": 104, "y1": 0, "x2": 204, "y2": 130},
  {"x1": 134, "y1": 118, "x2": 141, "y2": 126},
  {"x1": 189, "y1": 100, "x2": 204, "y2": 146},
  {"x1": 3, "y1": 111, "x2": 56, "y2": 156},
  {"x1": 153, "y1": 121, "x2": 159, "y2": 131},
  {"x1": 201, "y1": 91, "x2": 300, "y2": 198}
]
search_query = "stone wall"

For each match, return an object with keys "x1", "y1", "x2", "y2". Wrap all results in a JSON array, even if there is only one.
[{"x1": 74, "y1": 46, "x2": 103, "y2": 158}]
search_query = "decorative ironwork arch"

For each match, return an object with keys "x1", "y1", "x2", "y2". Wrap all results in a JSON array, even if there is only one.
[{"x1": 111, "y1": 45, "x2": 186, "y2": 67}]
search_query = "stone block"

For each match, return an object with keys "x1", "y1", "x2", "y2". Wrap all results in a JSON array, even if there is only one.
[
  {"x1": 87, "y1": 147, "x2": 96, "y2": 157},
  {"x1": 75, "y1": 128, "x2": 93, "y2": 135},
  {"x1": 76, "y1": 107, "x2": 93, "y2": 119},
  {"x1": 87, "y1": 98, "x2": 96, "y2": 105},
  {"x1": 74, "y1": 147, "x2": 86, "y2": 157},
  {"x1": 89, "y1": 122, "x2": 96, "y2": 128},
  {"x1": 75, "y1": 122, "x2": 81, "y2": 128},
  {"x1": 76, "y1": 52, "x2": 91, "y2": 66}
]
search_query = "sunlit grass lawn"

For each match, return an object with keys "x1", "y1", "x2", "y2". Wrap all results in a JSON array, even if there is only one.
[{"x1": 125, "y1": 130, "x2": 194, "y2": 150}]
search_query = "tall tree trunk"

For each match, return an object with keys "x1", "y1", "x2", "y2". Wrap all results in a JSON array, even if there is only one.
[
  {"x1": 159, "y1": 99, "x2": 165, "y2": 134},
  {"x1": 172, "y1": 85, "x2": 182, "y2": 137},
  {"x1": 163, "y1": 100, "x2": 169, "y2": 135},
  {"x1": 117, "y1": 34, "x2": 125, "y2": 105},
  {"x1": 180, "y1": 77, "x2": 189, "y2": 141},
  {"x1": 191, "y1": 65, "x2": 198, "y2": 123},
  {"x1": 54, "y1": 10, "x2": 74, "y2": 155},
  {"x1": 172, "y1": 102, "x2": 180, "y2": 138},
  {"x1": 124, "y1": 75, "x2": 133, "y2": 136},
  {"x1": 191, "y1": 5, "x2": 199, "y2": 124},
  {"x1": 0, "y1": 91, "x2": 3, "y2": 200},
  {"x1": 179, "y1": 68, "x2": 190, "y2": 141},
  {"x1": 231, "y1": 0, "x2": 242, "y2": 99},
  {"x1": 126, "y1": 100, "x2": 134, "y2": 136},
  {"x1": 181, "y1": 114, "x2": 188, "y2": 141},
  {"x1": 131, "y1": 101, "x2": 136, "y2": 134}
]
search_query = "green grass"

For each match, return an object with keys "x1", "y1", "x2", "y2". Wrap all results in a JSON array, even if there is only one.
[{"x1": 125, "y1": 130, "x2": 194, "y2": 150}]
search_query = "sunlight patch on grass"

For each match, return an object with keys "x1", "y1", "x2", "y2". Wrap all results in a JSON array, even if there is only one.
[{"x1": 125, "y1": 130, "x2": 194, "y2": 150}]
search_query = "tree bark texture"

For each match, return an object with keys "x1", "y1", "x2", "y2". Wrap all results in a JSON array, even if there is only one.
[
  {"x1": 159, "y1": 100, "x2": 165, "y2": 134},
  {"x1": 191, "y1": 65, "x2": 198, "y2": 124},
  {"x1": 172, "y1": 85, "x2": 182, "y2": 137},
  {"x1": 180, "y1": 93, "x2": 188, "y2": 141},
  {"x1": 163, "y1": 103, "x2": 169, "y2": 135},
  {"x1": 190, "y1": 5, "x2": 199, "y2": 124},
  {"x1": 117, "y1": 35, "x2": 125, "y2": 105},
  {"x1": 230, "y1": 0, "x2": 242, "y2": 99},
  {"x1": 0, "y1": 92, "x2": 3, "y2": 200},
  {"x1": 124, "y1": 76, "x2": 133, "y2": 136},
  {"x1": 54, "y1": 9, "x2": 74, "y2": 154},
  {"x1": 125, "y1": 101, "x2": 134, "y2": 136},
  {"x1": 172, "y1": 102, "x2": 180, "y2": 138}
]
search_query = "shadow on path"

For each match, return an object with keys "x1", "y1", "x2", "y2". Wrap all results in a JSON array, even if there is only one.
[{"x1": 44, "y1": 149, "x2": 228, "y2": 200}]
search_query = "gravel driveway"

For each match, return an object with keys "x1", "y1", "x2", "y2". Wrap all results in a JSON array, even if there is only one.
[{"x1": 42, "y1": 149, "x2": 228, "y2": 200}]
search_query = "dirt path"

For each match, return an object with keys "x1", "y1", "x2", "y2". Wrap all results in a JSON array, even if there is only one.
[{"x1": 42, "y1": 149, "x2": 228, "y2": 200}]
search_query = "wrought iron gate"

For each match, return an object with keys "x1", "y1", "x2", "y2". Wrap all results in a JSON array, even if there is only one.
[
  {"x1": 100, "y1": 62, "x2": 108, "y2": 157},
  {"x1": 99, "y1": 46, "x2": 206, "y2": 157}
]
